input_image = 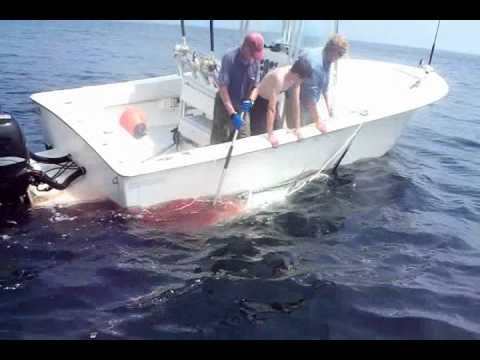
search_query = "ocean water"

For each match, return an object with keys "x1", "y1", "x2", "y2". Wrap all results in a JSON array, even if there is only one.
[{"x1": 1, "y1": 20, "x2": 480, "y2": 340}]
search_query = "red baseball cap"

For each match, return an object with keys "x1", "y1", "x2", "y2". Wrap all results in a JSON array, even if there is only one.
[{"x1": 243, "y1": 32, "x2": 264, "y2": 61}]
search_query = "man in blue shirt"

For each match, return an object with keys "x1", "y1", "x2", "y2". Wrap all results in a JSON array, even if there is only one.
[
  {"x1": 299, "y1": 35, "x2": 348, "y2": 133},
  {"x1": 210, "y1": 33, "x2": 264, "y2": 145}
]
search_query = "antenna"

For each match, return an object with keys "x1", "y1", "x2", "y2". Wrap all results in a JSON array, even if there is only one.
[
  {"x1": 428, "y1": 20, "x2": 441, "y2": 65},
  {"x1": 180, "y1": 20, "x2": 187, "y2": 46},
  {"x1": 209, "y1": 20, "x2": 215, "y2": 53}
]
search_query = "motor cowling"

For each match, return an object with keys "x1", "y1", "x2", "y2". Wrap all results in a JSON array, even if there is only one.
[
  {"x1": 0, "y1": 112, "x2": 31, "y2": 205},
  {"x1": 0, "y1": 112, "x2": 29, "y2": 159},
  {"x1": 0, "y1": 110, "x2": 86, "y2": 211}
]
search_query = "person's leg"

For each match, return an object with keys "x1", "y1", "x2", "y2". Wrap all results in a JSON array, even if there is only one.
[
  {"x1": 273, "y1": 102, "x2": 283, "y2": 130},
  {"x1": 237, "y1": 112, "x2": 251, "y2": 139},
  {"x1": 300, "y1": 106, "x2": 314, "y2": 126},
  {"x1": 284, "y1": 89, "x2": 295, "y2": 129},
  {"x1": 210, "y1": 93, "x2": 231, "y2": 145},
  {"x1": 250, "y1": 96, "x2": 268, "y2": 136}
]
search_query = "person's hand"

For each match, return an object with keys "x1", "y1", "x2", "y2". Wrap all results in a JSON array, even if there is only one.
[
  {"x1": 316, "y1": 121, "x2": 327, "y2": 133},
  {"x1": 230, "y1": 113, "x2": 243, "y2": 130},
  {"x1": 292, "y1": 128, "x2": 303, "y2": 141},
  {"x1": 268, "y1": 133, "x2": 279, "y2": 148},
  {"x1": 239, "y1": 99, "x2": 254, "y2": 113},
  {"x1": 290, "y1": 128, "x2": 302, "y2": 141}
]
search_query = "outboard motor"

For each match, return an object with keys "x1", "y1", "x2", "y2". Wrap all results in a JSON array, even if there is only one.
[
  {"x1": 0, "y1": 110, "x2": 85, "y2": 208},
  {"x1": 0, "y1": 112, "x2": 31, "y2": 205}
]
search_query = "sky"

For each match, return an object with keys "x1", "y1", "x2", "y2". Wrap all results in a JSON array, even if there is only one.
[{"x1": 129, "y1": 20, "x2": 480, "y2": 56}]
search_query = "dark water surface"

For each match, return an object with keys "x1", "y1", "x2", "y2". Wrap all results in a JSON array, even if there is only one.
[{"x1": 1, "y1": 20, "x2": 479, "y2": 339}]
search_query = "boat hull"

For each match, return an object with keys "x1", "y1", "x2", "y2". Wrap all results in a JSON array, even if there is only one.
[
  {"x1": 33, "y1": 105, "x2": 413, "y2": 208},
  {"x1": 29, "y1": 58, "x2": 448, "y2": 208}
]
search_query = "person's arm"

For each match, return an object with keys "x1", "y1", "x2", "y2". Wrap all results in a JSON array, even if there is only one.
[
  {"x1": 302, "y1": 73, "x2": 327, "y2": 133},
  {"x1": 239, "y1": 63, "x2": 261, "y2": 112},
  {"x1": 217, "y1": 53, "x2": 236, "y2": 116},
  {"x1": 249, "y1": 61, "x2": 261, "y2": 102},
  {"x1": 323, "y1": 69, "x2": 333, "y2": 117},
  {"x1": 290, "y1": 83, "x2": 301, "y2": 138},
  {"x1": 323, "y1": 91, "x2": 334, "y2": 118},
  {"x1": 306, "y1": 100, "x2": 327, "y2": 133},
  {"x1": 323, "y1": 92, "x2": 331, "y2": 116},
  {"x1": 266, "y1": 90, "x2": 279, "y2": 147},
  {"x1": 218, "y1": 85, "x2": 236, "y2": 116},
  {"x1": 248, "y1": 87, "x2": 259, "y2": 102}
]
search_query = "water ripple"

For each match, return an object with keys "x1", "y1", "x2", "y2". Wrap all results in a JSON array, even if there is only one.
[{"x1": 1, "y1": 20, "x2": 479, "y2": 339}]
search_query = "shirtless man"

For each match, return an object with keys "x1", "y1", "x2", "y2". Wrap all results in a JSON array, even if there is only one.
[{"x1": 246, "y1": 57, "x2": 313, "y2": 147}]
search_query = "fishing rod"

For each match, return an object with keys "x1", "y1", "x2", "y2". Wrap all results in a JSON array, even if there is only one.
[
  {"x1": 180, "y1": 20, "x2": 187, "y2": 46},
  {"x1": 209, "y1": 20, "x2": 215, "y2": 54},
  {"x1": 428, "y1": 20, "x2": 441, "y2": 65},
  {"x1": 213, "y1": 113, "x2": 245, "y2": 206}
]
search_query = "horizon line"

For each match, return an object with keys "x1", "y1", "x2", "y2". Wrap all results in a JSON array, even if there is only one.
[{"x1": 117, "y1": 20, "x2": 479, "y2": 57}]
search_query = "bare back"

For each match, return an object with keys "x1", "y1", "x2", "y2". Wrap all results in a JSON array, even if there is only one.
[{"x1": 257, "y1": 66, "x2": 292, "y2": 101}]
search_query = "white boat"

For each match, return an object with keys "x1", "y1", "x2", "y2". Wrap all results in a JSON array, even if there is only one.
[{"x1": 22, "y1": 20, "x2": 448, "y2": 209}]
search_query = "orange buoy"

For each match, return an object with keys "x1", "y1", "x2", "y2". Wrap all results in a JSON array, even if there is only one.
[{"x1": 119, "y1": 107, "x2": 147, "y2": 138}]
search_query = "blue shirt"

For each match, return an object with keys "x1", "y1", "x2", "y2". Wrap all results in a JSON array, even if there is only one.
[
  {"x1": 217, "y1": 47, "x2": 261, "y2": 110},
  {"x1": 299, "y1": 47, "x2": 331, "y2": 106}
]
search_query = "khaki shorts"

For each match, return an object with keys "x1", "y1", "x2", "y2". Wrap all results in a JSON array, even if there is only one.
[
  {"x1": 284, "y1": 93, "x2": 315, "y2": 129},
  {"x1": 210, "y1": 93, "x2": 250, "y2": 145},
  {"x1": 300, "y1": 107, "x2": 315, "y2": 126}
]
